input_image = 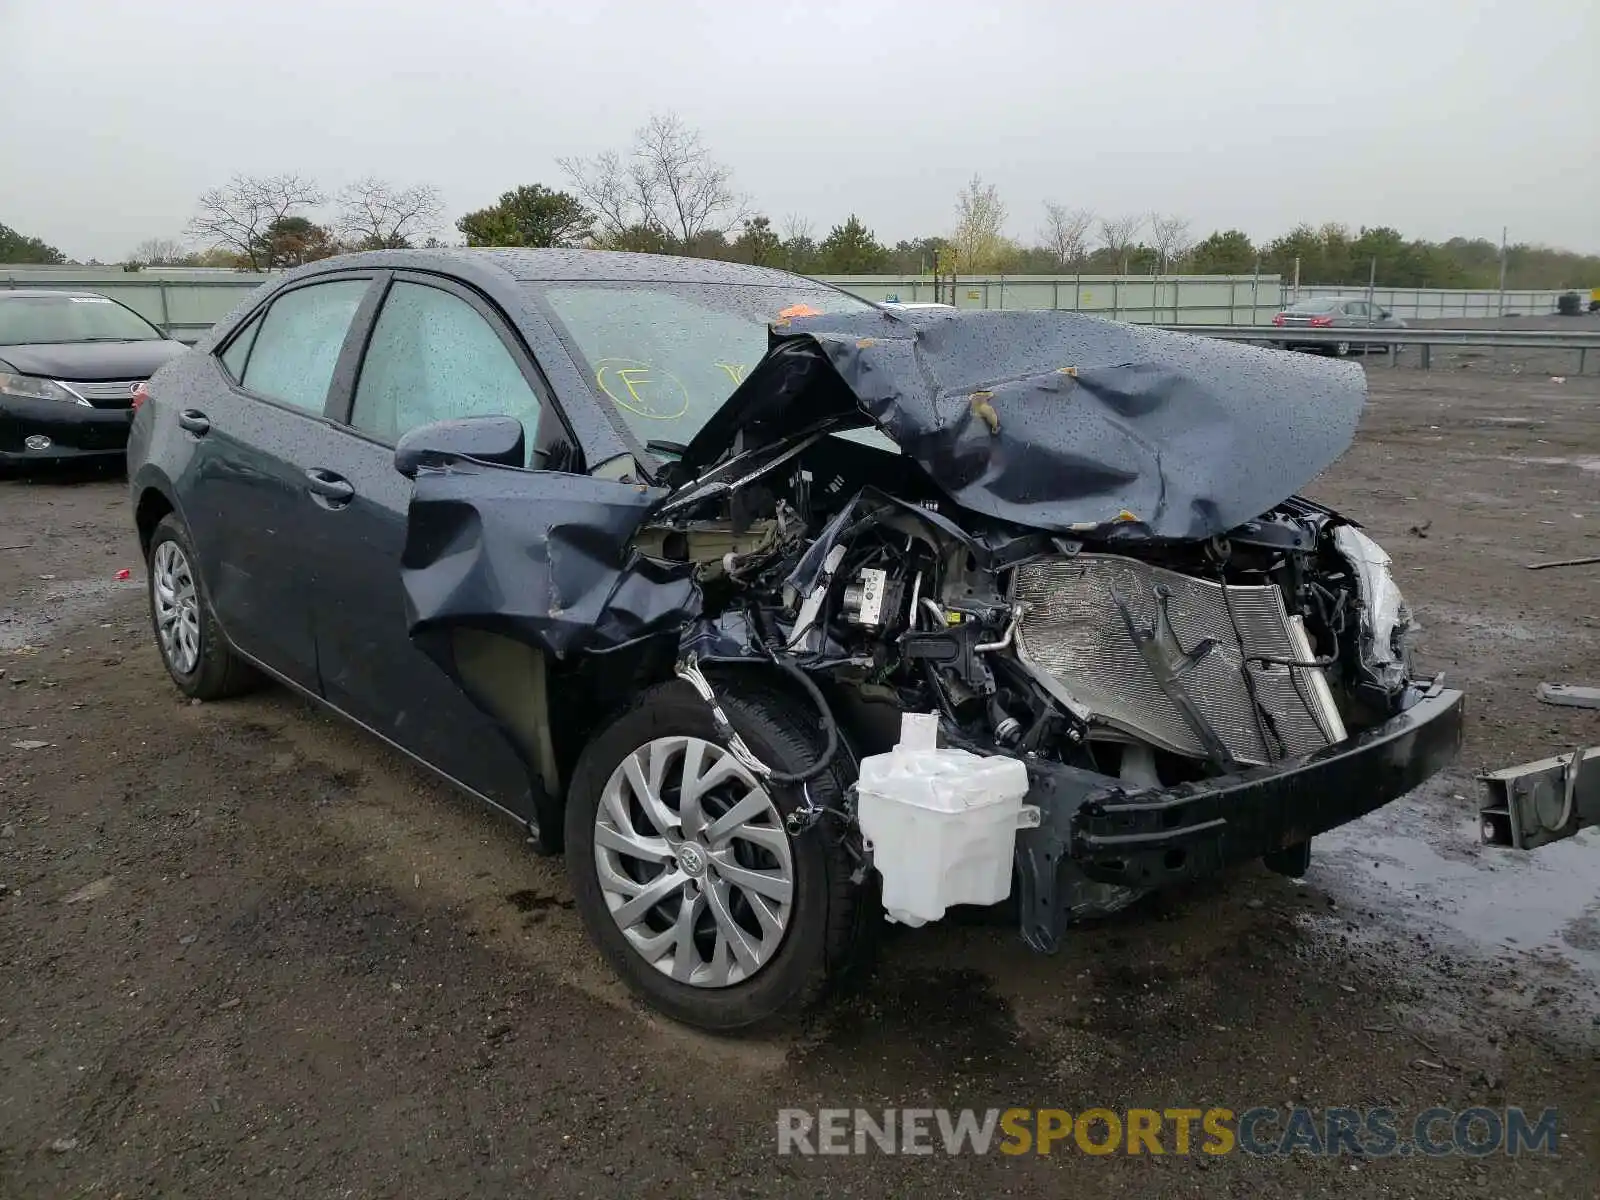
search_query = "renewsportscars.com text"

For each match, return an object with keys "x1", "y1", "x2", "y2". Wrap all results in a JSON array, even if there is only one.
[{"x1": 776, "y1": 1106, "x2": 1560, "y2": 1157}]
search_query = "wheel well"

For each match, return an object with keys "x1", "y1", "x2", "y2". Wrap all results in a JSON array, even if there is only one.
[{"x1": 135, "y1": 487, "x2": 174, "y2": 557}]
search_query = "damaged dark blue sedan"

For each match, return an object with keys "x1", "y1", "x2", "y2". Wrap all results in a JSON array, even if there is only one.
[{"x1": 127, "y1": 249, "x2": 1463, "y2": 1031}]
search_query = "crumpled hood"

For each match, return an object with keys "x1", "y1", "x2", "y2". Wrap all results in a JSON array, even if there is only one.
[{"x1": 679, "y1": 308, "x2": 1367, "y2": 540}]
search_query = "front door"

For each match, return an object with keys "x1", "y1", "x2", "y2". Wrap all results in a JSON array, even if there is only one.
[{"x1": 299, "y1": 274, "x2": 557, "y2": 815}]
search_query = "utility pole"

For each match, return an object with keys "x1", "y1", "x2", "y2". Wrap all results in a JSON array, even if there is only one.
[
  {"x1": 1367, "y1": 256, "x2": 1377, "y2": 313},
  {"x1": 1497, "y1": 226, "x2": 1509, "y2": 318}
]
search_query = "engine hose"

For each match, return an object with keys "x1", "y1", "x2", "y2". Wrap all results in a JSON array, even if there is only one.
[{"x1": 676, "y1": 654, "x2": 840, "y2": 786}]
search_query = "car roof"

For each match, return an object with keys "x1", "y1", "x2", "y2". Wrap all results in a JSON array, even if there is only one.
[{"x1": 288, "y1": 247, "x2": 813, "y2": 287}]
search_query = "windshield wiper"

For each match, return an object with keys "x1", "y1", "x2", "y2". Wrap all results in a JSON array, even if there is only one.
[{"x1": 645, "y1": 438, "x2": 690, "y2": 457}]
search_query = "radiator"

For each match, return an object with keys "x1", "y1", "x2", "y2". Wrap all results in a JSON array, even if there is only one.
[{"x1": 1011, "y1": 554, "x2": 1347, "y2": 766}]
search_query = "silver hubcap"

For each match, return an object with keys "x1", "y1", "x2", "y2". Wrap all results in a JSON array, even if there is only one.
[
  {"x1": 594, "y1": 736, "x2": 795, "y2": 988},
  {"x1": 152, "y1": 540, "x2": 201, "y2": 675}
]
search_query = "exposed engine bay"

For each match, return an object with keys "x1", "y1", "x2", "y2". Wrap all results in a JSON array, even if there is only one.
[{"x1": 649, "y1": 423, "x2": 1419, "y2": 791}]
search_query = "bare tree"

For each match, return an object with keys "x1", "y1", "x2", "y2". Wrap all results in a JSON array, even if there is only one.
[
  {"x1": 1040, "y1": 203, "x2": 1094, "y2": 270},
  {"x1": 635, "y1": 113, "x2": 744, "y2": 244},
  {"x1": 187, "y1": 174, "x2": 326, "y2": 270},
  {"x1": 338, "y1": 178, "x2": 445, "y2": 249},
  {"x1": 1148, "y1": 212, "x2": 1193, "y2": 272},
  {"x1": 780, "y1": 213, "x2": 814, "y2": 244},
  {"x1": 1098, "y1": 213, "x2": 1146, "y2": 273},
  {"x1": 560, "y1": 112, "x2": 744, "y2": 248},
  {"x1": 127, "y1": 236, "x2": 190, "y2": 266},
  {"x1": 555, "y1": 149, "x2": 634, "y2": 241}
]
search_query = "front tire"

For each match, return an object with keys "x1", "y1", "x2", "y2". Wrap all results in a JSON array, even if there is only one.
[
  {"x1": 146, "y1": 513, "x2": 260, "y2": 700},
  {"x1": 565, "y1": 679, "x2": 866, "y2": 1031}
]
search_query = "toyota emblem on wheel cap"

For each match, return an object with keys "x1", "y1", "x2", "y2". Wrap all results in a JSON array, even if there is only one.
[{"x1": 676, "y1": 843, "x2": 706, "y2": 876}]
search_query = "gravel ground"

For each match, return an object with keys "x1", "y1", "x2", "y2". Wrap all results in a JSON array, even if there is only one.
[{"x1": 1, "y1": 366, "x2": 1598, "y2": 1198}]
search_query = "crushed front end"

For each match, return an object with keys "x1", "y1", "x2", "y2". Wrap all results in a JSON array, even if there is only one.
[{"x1": 401, "y1": 306, "x2": 1464, "y2": 955}]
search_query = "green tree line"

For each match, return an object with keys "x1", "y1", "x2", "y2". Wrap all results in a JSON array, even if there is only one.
[
  {"x1": 8, "y1": 201, "x2": 1595, "y2": 290},
  {"x1": 5, "y1": 111, "x2": 1595, "y2": 289}
]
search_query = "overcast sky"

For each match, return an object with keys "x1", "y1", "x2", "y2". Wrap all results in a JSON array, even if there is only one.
[{"x1": 3, "y1": 0, "x2": 1596, "y2": 261}]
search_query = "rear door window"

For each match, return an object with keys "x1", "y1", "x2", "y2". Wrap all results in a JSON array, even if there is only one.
[
  {"x1": 349, "y1": 280, "x2": 543, "y2": 447},
  {"x1": 239, "y1": 279, "x2": 370, "y2": 412}
]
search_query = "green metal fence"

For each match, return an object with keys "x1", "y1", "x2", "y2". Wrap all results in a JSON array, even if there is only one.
[{"x1": 2, "y1": 265, "x2": 1585, "y2": 342}]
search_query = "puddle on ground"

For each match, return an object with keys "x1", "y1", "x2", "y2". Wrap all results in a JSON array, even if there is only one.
[
  {"x1": 1420, "y1": 602, "x2": 1591, "y2": 645},
  {"x1": 1311, "y1": 780, "x2": 1600, "y2": 998},
  {"x1": 0, "y1": 578, "x2": 139, "y2": 650}
]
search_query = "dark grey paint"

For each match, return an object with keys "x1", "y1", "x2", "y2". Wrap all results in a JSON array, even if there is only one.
[
  {"x1": 683, "y1": 307, "x2": 1369, "y2": 540},
  {"x1": 402, "y1": 459, "x2": 694, "y2": 659},
  {"x1": 134, "y1": 250, "x2": 772, "y2": 818},
  {"x1": 129, "y1": 248, "x2": 1373, "y2": 832},
  {"x1": 184, "y1": 247, "x2": 813, "y2": 475}
]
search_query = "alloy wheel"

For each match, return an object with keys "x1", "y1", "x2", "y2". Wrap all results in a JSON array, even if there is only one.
[
  {"x1": 152, "y1": 540, "x2": 201, "y2": 676},
  {"x1": 594, "y1": 735, "x2": 795, "y2": 988}
]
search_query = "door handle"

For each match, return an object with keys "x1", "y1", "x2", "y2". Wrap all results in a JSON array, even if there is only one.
[
  {"x1": 177, "y1": 410, "x2": 210, "y2": 436},
  {"x1": 304, "y1": 468, "x2": 355, "y2": 505}
]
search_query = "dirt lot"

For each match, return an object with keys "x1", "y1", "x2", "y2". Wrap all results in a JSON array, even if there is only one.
[{"x1": 2, "y1": 367, "x2": 1599, "y2": 1198}]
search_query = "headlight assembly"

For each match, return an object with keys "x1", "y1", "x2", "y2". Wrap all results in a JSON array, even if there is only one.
[{"x1": 0, "y1": 372, "x2": 86, "y2": 404}]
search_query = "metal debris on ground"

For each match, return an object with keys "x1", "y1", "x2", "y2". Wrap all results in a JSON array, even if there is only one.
[
  {"x1": 1525, "y1": 554, "x2": 1600, "y2": 570},
  {"x1": 1480, "y1": 745, "x2": 1600, "y2": 849},
  {"x1": 1536, "y1": 683, "x2": 1600, "y2": 710}
]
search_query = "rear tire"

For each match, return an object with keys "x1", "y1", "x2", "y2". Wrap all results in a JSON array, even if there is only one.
[
  {"x1": 1332, "y1": 341, "x2": 1352, "y2": 357},
  {"x1": 146, "y1": 513, "x2": 261, "y2": 700},
  {"x1": 565, "y1": 678, "x2": 867, "y2": 1031}
]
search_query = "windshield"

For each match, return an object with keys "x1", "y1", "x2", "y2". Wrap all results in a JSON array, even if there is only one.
[
  {"x1": 0, "y1": 294, "x2": 164, "y2": 344},
  {"x1": 1283, "y1": 298, "x2": 1340, "y2": 314},
  {"x1": 535, "y1": 279, "x2": 874, "y2": 448}
]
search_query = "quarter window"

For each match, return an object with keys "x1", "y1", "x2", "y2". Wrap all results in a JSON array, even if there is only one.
[
  {"x1": 350, "y1": 281, "x2": 542, "y2": 446},
  {"x1": 219, "y1": 313, "x2": 262, "y2": 381},
  {"x1": 239, "y1": 279, "x2": 370, "y2": 412}
]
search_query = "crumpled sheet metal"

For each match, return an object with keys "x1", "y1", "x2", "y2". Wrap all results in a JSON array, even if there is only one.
[
  {"x1": 685, "y1": 308, "x2": 1368, "y2": 541},
  {"x1": 400, "y1": 458, "x2": 699, "y2": 659}
]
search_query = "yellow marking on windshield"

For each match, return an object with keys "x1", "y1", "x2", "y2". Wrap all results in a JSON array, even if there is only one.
[
  {"x1": 594, "y1": 358, "x2": 690, "y2": 421},
  {"x1": 714, "y1": 362, "x2": 747, "y2": 385}
]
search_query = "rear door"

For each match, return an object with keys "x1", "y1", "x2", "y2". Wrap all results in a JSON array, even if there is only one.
[
  {"x1": 181, "y1": 273, "x2": 382, "y2": 689},
  {"x1": 296, "y1": 272, "x2": 561, "y2": 815}
]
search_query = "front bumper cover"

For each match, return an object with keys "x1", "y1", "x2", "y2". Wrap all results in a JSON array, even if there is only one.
[
  {"x1": 1015, "y1": 684, "x2": 1465, "y2": 951},
  {"x1": 0, "y1": 396, "x2": 134, "y2": 461}
]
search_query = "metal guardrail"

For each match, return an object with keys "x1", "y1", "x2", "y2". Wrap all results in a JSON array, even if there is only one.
[
  {"x1": 142, "y1": 323, "x2": 1600, "y2": 369},
  {"x1": 1162, "y1": 324, "x2": 1600, "y2": 373}
]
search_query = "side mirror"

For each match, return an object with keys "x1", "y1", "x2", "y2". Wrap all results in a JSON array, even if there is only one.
[
  {"x1": 394, "y1": 415, "x2": 525, "y2": 479},
  {"x1": 1380, "y1": 310, "x2": 1392, "y2": 319}
]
